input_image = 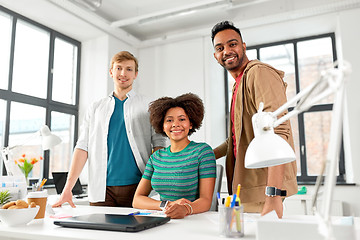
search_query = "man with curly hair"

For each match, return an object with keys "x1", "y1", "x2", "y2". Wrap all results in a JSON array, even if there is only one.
[
  {"x1": 53, "y1": 51, "x2": 167, "y2": 208},
  {"x1": 211, "y1": 21, "x2": 298, "y2": 218},
  {"x1": 133, "y1": 93, "x2": 216, "y2": 219}
]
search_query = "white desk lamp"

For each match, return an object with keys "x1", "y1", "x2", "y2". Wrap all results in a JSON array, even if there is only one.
[
  {"x1": 1, "y1": 125, "x2": 62, "y2": 176},
  {"x1": 244, "y1": 61, "x2": 351, "y2": 240}
]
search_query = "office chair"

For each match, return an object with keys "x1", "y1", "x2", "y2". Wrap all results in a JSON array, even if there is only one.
[{"x1": 209, "y1": 164, "x2": 224, "y2": 211}]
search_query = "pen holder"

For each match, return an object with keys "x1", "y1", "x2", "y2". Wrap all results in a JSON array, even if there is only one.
[{"x1": 219, "y1": 205, "x2": 244, "y2": 238}]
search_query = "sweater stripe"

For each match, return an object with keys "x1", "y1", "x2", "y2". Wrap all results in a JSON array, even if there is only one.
[{"x1": 143, "y1": 141, "x2": 216, "y2": 201}]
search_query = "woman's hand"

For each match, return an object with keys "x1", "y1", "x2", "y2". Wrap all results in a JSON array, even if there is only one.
[
  {"x1": 164, "y1": 203, "x2": 189, "y2": 219},
  {"x1": 171, "y1": 198, "x2": 191, "y2": 205}
]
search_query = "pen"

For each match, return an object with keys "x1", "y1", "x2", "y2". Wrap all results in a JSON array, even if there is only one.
[
  {"x1": 217, "y1": 192, "x2": 222, "y2": 206},
  {"x1": 236, "y1": 184, "x2": 241, "y2": 197},
  {"x1": 234, "y1": 201, "x2": 242, "y2": 232},
  {"x1": 128, "y1": 211, "x2": 140, "y2": 215},
  {"x1": 236, "y1": 184, "x2": 241, "y2": 206},
  {"x1": 229, "y1": 199, "x2": 240, "y2": 230},
  {"x1": 225, "y1": 196, "x2": 231, "y2": 207},
  {"x1": 37, "y1": 178, "x2": 47, "y2": 191},
  {"x1": 230, "y1": 194, "x2": 237, "y2": 208}
]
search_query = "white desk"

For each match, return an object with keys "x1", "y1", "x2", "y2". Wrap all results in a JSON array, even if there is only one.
[
  {"x1": 1, "y1": 204, "x2": 359, "y2": 240},
  {"x1": 285, "y1": 194, "x2": 344, "y2": 216},
  {"x1": 0, "y1": 205, "x2": 259, "y2": 240}
]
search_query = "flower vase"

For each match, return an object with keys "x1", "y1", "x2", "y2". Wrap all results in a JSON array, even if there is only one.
[{"x1": 24, "y1": 172, "x2": 30, "y2": 186}]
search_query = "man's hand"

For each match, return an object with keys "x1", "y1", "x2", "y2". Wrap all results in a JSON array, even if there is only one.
[
  {"x1": 52, "y1": 190, "x2": 76, "y2": 208},
  {"x1": 261, "y1": 196, "x2": 283, "y2": 218}
]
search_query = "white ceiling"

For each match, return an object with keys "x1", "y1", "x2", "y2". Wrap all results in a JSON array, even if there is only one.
[{"x1": 0, "y1": 0, "x2": 359, "y2": 47}]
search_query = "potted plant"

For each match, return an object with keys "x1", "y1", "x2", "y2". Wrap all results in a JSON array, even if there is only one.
[
  {"x1": 0, "y1": 190, "x2": 11, "y2": 208},
  {"x1": 15, "y1": 154, "x2": 43, "y2": 185}
]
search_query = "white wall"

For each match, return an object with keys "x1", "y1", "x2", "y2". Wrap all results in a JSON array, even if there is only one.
[
  {"x1": 339, "y1": 8, "x2": 360, "y2": 185},
  {"x1": 132, "y1": 9, "x2": 360, "y2": 216},
  {"x1": 138, "y1": 38, "x2": 207, "y2": 142}
]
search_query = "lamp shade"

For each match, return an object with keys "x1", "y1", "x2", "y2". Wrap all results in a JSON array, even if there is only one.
[
  {"x1": 245, "y1": 130, "x2": 296, "y2": 169},
  {"x1": 39, "y1": 125, "x2": 62, "y2": 150}
]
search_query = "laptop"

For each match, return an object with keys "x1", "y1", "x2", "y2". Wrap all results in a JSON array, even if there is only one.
[
  {"x1": 52, "y1": 172, "x2": 87, "y2": 198},
  {"x1": 53, "y1": 213, "x2": 170, "y2": 232}
]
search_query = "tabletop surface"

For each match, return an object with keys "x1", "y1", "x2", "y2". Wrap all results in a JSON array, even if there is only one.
[
  {"x1": 0, "y1": 205, "x2": 260, "y2": 240},
  {"x1": 1, "y1": 199, "x2": 359, "y2": 240}
]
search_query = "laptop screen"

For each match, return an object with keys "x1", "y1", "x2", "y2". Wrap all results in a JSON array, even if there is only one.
[
  {"x1": 53, "y1": 213, "x2": 170, "y2": 232},
  {"x1": 52, "y1": 172, "x2": 84, "y2": 196}
]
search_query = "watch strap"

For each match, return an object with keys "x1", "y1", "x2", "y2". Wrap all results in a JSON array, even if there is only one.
[
  {"x1": 275, "y1": 188, "x2": 287, "y2": 197},
  {"x1": 266, "y1": 186, "x2": 287, "y2": 197}
]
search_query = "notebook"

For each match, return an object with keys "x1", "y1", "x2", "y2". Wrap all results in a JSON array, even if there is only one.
[
  {"x1": 52, "y1": 172, "x2": 87, "y2": 198},
  {"x1": 53, "y1": 213, "x2": 171, "y2": 232}
]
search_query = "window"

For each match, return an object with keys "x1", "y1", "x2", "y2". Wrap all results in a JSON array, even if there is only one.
[
  {"x1": 0, "y1": 11, "x2": 11, "y2": 90},
  {"x1": 8, "y1": 103, "x2": 46, "y2": 180},
  {"x1": 52, "y1": 38, "x2": 79, "y2": 105},
  {"x1": 225, "y1": 33, "x2": 345, "y2": 184},
  {"x1": 12, "y1": 20, "x2": 50, "y2": 98},
  {"x1": 50, "y1": 112, "x2": 76, "y2": 173},
  {"x1": 0, "y1": 100, "x2": 5, "y2": 149},
  {"x1": 0, "y1": 6, "x2": 81, "y2": 186}
]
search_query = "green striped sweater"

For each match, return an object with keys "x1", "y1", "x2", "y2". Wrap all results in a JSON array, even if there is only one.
[{"x1": 143, "y1": 141, "x2": 216, "y2": 201}]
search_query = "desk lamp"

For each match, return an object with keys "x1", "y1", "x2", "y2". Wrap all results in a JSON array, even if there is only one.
[
  {"x1": 1, "y1": 125, "x2": 62, "y2": 176},
  {"x1": 244, "y1": 61, "x2": 351, "y2": 239}
]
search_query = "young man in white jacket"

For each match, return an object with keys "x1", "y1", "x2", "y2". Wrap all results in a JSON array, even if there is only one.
[{"x1": 53, "y1": 51, "x2": 167, "y2": 207}]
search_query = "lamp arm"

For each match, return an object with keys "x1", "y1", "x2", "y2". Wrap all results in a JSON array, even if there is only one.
[
  {"x1": 1, "y1": 130, "x2": 40, "y2": 175},
  {"x1": 6, "y1": 131, "x2": 40, "y2": 151},
  {"x1": 272, "y1": 79, "x2": 320, "y2": 118},
  {"x1": 272, "y1": 62, "x2": 349, "y2": 236},
  {"x1": 249, "y1": 61, "x2": 350, "y2": 238},
  {"x1": 320, "y1": 82, "x2": 346, "y2": 222},
  {"x1": 272, "y1": 68, "x2": 346, "y2": 128},
  {"x1": 1, "y1": 146, "x2": 23, "y2": 176}
]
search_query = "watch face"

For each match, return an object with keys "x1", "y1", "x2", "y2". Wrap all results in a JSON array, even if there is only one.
[
  {"x1": 160, "y1": 201, "x2": 167, "y2": 208},
  {"x1": 266, "y1": 187, "x2": 276, "y2": 196}
]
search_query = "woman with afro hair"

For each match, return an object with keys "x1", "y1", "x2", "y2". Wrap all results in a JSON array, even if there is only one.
[{"x1": 133, "y1": 93, "x2": 216, "y2": 219}]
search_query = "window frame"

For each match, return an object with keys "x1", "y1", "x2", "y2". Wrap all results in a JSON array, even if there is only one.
[
  {"x1": 224, "y1": 33, "x2": 346, "y2": 184},
  {"x1": 0, "y1": 6, "x2": 81, "y2": 186}
]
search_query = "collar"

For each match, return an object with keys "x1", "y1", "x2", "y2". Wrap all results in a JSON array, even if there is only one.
[
  {"x1": 235, "y1": 71, "x2": 243, "y2": 84},
  {"x1": 108, "y1": 89, "x2": 136, "y2": 99},
  {"x1": 235, "y1": 60, "x2": 252, "y2": 83}
]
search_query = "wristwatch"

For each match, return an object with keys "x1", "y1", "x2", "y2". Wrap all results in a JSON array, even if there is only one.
[
  {"x1": 159, "y1": 200, "x2": 168, "y2": 210},
  {"x1": 265, "y1": 186, "x2": 287, "y2": 197}
]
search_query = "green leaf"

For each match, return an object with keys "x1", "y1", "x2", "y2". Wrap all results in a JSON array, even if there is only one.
[{"x1": 0, "y1": 190, "x2": 12, "y2": 205}]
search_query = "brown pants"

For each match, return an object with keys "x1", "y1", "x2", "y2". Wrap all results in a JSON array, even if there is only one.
[{"x1": 90, "y1": 184, "x2": 138, "y2": 207}]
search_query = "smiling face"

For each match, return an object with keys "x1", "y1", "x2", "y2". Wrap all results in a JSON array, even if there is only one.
[
  {"x1": 163, "y1": 107, "x2": 192, "y2": 145},
  {"x1": 213, "y1": 29, "x2": 248, "y2": 78},
  {"x1": 109, "y1": 60, "x2": 138, "y2": 91}
]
